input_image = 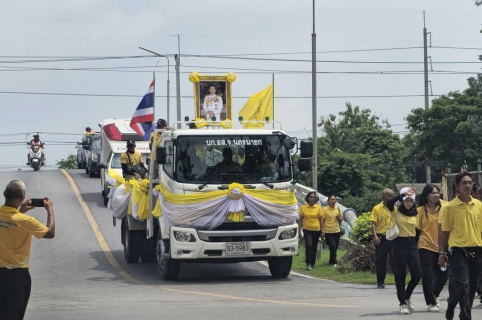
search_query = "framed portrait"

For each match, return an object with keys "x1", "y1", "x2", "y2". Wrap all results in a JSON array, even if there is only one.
[{"x1": 193, "y1": 75, "x2": 233, "y2": 121}]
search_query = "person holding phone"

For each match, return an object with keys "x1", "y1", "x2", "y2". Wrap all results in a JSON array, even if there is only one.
[
  {"x1": 298, "y1": 191, "x2": 324, "y2": 270},
  {"x1": 0, "y1": 180, "x2": 55, "y2": 320}
]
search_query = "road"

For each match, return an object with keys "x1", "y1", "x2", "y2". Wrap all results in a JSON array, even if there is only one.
[{"x1": 2, "y1": 169, "x2": 481, "y2": 319}]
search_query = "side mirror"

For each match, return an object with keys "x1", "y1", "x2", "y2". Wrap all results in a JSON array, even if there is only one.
[
  {"x1": 298, "y1": 158, "x2": 311, "y2": 172},
  {"x1": 283, "y1": 137, "x2": 296, "y2": 150},
  {"x1": 156, "y1": 146, "x2": 167, "y2": 165},
  {"x1": 97, "y1": 163, "x2": 107, "y2": 169},
  {"x1": 300, "y1": 141, "x2": 313, "y2": 158}
]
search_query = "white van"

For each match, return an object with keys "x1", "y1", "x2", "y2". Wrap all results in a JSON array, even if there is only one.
[{"x1": 97, "y1": 118, "x2": 150, "y2": 206}]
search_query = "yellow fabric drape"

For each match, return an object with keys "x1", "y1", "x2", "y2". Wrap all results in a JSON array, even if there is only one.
[
  {"x1": 238, "y1": 84, "x2": 273, "y2": 129},
  {"x1": 227, "y1": 211, "x2": 244, "y2": 222}
]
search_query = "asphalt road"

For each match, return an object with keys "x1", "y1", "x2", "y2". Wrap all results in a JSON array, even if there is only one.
[{"x1": 1, "y1": 169, "x2": 481, "y2": 319}]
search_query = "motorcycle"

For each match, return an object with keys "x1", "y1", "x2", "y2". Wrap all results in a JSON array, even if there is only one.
[{"x1": 27, "y1": 143, "x2": 45, "y2": 171}]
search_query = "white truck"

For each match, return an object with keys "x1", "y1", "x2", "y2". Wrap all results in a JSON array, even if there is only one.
[
  {"x1": 97, "y1": 118, "x2": 150, "y2": 206},
  {"x1": 111, "y1": 121, "x2": 313, "y2": 280}
]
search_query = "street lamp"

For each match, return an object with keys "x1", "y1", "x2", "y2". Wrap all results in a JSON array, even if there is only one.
[{"x1": 139, "y1": 47, "x2": 170, "y2": 125}]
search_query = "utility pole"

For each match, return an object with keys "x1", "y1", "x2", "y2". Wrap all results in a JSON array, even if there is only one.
[
  {"x1": 175, "y1": 34, "x2": 181, "y2": 129},
  {"x1": 423, "y1": 11, "x2": 431, "y2": 184},
  {"x1": 311, "y1": 0, "x2": 318, "y2": 191}
]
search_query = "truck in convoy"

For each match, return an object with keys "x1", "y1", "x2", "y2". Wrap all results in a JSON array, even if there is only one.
[
  {"x1": 108, "y1": 120, "x2": 313, "y2": 280},
  {"x1": 97, "y1": 118, "x2": 150, "y2": 205}
]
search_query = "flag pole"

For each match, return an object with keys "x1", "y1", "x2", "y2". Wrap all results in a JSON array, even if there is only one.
[
  {"x1": 152, "y1": 72, "x2": 156, "y2": 121},
  {"x1": 272, "y1": 73, "x2": 275, "y2": 129}
]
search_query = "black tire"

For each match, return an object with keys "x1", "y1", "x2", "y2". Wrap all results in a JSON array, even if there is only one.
[
  {"x1": 77, "y1": 162, "x2": 82, "y2": 169},
  {"x1": 123, "y1": 220, "x2": 143, "y2": 263},
  {"x1": 89, "y1": 168, "x2": 95, "y2": 178},
  {"x1": 156, "y1": 231, "x2": 180, "y2": 280},
  {"x1": 268, "y1": 256, "x2": 293, "y2": 278},
  {"x1": 85, "y1": 165, "x2": 89, "y2": 174},
  {"x1": 103, "y1": 186, "x2": 109, "y2": 206},
  {"x1": 141, "y1": 238, "x2": 156, "y2": 263}
]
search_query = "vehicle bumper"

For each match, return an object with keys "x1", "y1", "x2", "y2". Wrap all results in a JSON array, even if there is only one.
[
  {"x1": 169, "y1": 224, "x2": 298, "y2": 261},
  {"x1": 90, "y1": 162, "x2": 100, "y2": 173}
]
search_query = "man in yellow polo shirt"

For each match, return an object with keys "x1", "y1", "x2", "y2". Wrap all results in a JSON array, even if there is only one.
[
  {"x1": 440, "y1": 171, "x2": 482, "y2": 320},
  {"x1": 148, "y1": 119, "x2": 171, "y2": 179},
  {"x1": 370, "y1": 188, "x2": 394, "y2": 289},
  {"x1": 121, "y1": 140, "x2": 146, "y2": 181},
  {"x1": 0, "y1": 180, "x2": 55, "y2": 320}
]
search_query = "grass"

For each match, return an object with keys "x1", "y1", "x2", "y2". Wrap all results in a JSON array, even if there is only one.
[{"x1": 292, "y1": 243, "x2": 396, "y2": 285}]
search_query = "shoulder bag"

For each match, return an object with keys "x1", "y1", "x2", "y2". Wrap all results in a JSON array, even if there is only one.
[
  {"x1": 386, "y1": 211, "x2": 400, "y2": 241},
  {"x1": 337, "y1": 207, "x2": 346, "y2": 236},
  {"x1": 126, "y1": 152, "x2": 148, "y2": 178}
]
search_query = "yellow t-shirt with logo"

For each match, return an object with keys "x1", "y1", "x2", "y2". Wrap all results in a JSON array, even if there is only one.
[
  {"x1": 370, "y1": 202, "x2": 391, "y2": 235},
  {"x1": 299, "y1": 204, "x2": 323, "y2": 231},
  {"x1": 120, "y1": 151, "x2": 143, "y2": 166},
  {"x1": 390, "y1": 207, "x2": 419, "y2": 237},
  {"x1": 0, "y1": 206, "x2": 48, "y2": 269},
  {"x1": 442, "y1": 196, "x2": 482, "y2": 248},
  {"x1": 417, "y1": 200, "x2": 447, "y2": 252},
  {"x1": 322, "y1": 205, "x2": 343, "y2": 234}
]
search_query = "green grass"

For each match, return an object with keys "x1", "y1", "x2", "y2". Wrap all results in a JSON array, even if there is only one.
[{"x1": 292, "y1": 243, "x2": 396, "y2": 285}]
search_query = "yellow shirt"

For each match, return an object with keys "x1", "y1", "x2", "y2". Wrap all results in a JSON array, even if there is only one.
[
  {"x1": 148, "y1": 132, "x2": 163, "y2": 160},
  {"x1": 0, "y1": 206, "x2": 48, "y2": 269},
  {"x1": 120, "y1": 151, "x2": 143, "y2": 166},
  {"x1": 390, "y1": 207, "x2": 419, "y2": 237},
  {"x1": 442, "y1": 196, "x2": 482, "y2": 248},
  {"x1": 417, "y1": 200, "x2": 447, "y2": 252},
  {"x1": 322, "y1": 205, "x2": 343, "y2": 234},
  {"x1": 370, "y1": 201, "x2": 391, "y2": 235},
  {"x1": 299, "y1": 204, "x2": 323, "y2": 231},
  {"x1": 232, "y1": 155, "x2": 245, "y2": 166}
]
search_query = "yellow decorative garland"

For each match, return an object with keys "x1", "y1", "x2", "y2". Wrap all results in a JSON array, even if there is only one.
[
  {"x1": 226, "y1": 72, "x2": 237, "y2": 83},
  {"x1": 194, "y1": 117, "x2": 206, "y2": 129},
  {"x1": 189, "y1": 71, "x2": 200, "y2": 83},
  {"x1": 220, "y1": 119, "x2": 233, "y2": 129},
  {"x1": 227, "y1": 182, "x2": 245, "y2": 200}
]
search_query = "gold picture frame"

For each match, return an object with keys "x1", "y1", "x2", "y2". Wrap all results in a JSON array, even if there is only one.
[{"x1": 193, "y1": 75, "x2": 233, "y2": 121}]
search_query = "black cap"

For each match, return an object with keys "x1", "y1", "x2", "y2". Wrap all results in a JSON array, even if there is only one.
[
  {"x1": 127, "y1": 140, "x2": 136, "y2": 146},
  {"x1": 187, "y1": 122, "x2": 196, "y2": 129},
  {"x1": 157, "y1": 119, "x2": 167, "y2": 126},
  {"x1": 86, "y1": 127, "x2": 92, "y2": 132}
]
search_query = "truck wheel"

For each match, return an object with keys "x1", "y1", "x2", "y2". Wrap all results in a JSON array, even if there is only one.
[
  {"x1": 89, "y1": 169, "x2": 95, "y2": 178},
  {"x1": 77, "y1": 162, "x2": 82, "y2": 169},
  {"x1": 268, "y1": 256, "x2": 293, "y2": 279},
  {"x1": 85, "y1": 165, "x2": 89, "y2": 174},
  {"x1": 124, "y1": 220, "x2": 142, "y2": 263},
  {"x1": 141, "y1": 238, "x2": 156, "y2": 263},
  {"x1": 156, "y1": 232, "x2": 180, "y2": 280}
]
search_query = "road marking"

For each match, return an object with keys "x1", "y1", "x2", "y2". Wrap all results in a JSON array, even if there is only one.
[
  {"x1": 257, "y1": 261, "x2": 316, "y2": 279},
  {"x1": 162, "y1": 287, "x2": 353, "y2": 308},
  {"x1": 61, "y1": 169, "x2": 353, "y2": 308},
  {"x1": 60, "y1": 169, "x2": 143, "y2": 285}
]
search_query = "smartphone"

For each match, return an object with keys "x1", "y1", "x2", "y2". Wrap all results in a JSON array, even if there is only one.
[{"x1": 30, "y1": 198, "x2": 44, "y2": 207}]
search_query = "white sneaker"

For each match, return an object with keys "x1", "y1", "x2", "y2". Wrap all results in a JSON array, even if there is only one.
[
  {"x1": 399, "y1": 305, "x2": 410, "y2": 315},
  {"x1": 427, "y1": 304, "x2": 439, "y2": 312},
  {"x1": 435, "y1": 297, "x2": 440, "y2": 307},
  {"x1": 333, "y1": 264, "x2": 337, "y2": 267},
  {"x1": 405, "y1": 299, "x2": 415, "y2": 311}
]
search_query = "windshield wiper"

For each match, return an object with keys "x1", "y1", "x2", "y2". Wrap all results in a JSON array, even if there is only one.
[
  {"x1": 260, "y1": 181, "x2": 274, "y2": 189},
  {"x1": 196, "y1": 172, "x2": 227, "y2": 191}
]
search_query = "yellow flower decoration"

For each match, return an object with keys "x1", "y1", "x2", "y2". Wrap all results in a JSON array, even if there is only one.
[
  {"x1": 227, "y1": 182, "x2": 245, "y2": 200},
  {"x1": 226, "y1": 72, "x2": 237, "y2": 83},
  {"x1": 221, "y1": 119, "x2": 233, "y2": 129},
  {"x1": 188, "y1": 71, "x2": 200, "y2": 83},
  {"x1": 194, "y1": 117, "x2": 206, "y2": 129}
]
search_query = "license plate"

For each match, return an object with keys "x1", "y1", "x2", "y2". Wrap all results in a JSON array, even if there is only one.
[{"x1": 225, "y1": 242, "x2": 251, "y2": 256}]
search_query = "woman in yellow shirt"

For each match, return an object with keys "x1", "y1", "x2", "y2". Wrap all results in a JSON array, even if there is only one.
[
  {"x1": 417, "y1": 184, "x2": 447, "y2": 312},
  {"x1": 322, "y1": 195, "x2": 344, "y2": 266},
  {"x1": 299, "y1": 191, "x2": 323, "y2": 270},
  {"x1": 387, "y1": 187, "x2": 421, "y2": 315}
]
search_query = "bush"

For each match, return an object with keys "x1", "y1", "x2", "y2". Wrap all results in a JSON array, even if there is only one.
[
  {"x1": 338, "y1": 241, "x2": 376, "y2": 273},
  {"x1": 350, "y1": 212, "x2": 373, "y2": 242}
]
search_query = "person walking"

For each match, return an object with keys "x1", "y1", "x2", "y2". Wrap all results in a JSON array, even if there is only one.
[
  {"x1": 298, "y1": 191, "x2": 324, "y2": 270},
  {"x1": 417, "y1": 184, "x2": 448, "y2": 313},
  {"x1": 322, "y1": 195, "x2": 344, "y2": 266},
  {"x1": 440, "y1": 171, "x2": 482, "y2": 320},
  {"x1": 387, "y1": 187, "x2": 422, "y2": 315},
  {"x1": 0, "y1": 180, "x2": 55, "y2": 320},
  {"x1": 370, "y1": 188, "x2": 394, "y2": 289}
]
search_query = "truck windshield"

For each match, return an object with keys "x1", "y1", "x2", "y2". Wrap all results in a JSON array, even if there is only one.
[{"x1": 176, "y1": 135, "x2": 292, "y2": 184}]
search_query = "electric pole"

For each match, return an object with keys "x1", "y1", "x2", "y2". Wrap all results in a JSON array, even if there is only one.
[
  {"x1": 424, "y1": 11, "x2": 431, "y2": 184},
  {"x1": 311, "y1": 0, "x2": 318, "y2": 191}
]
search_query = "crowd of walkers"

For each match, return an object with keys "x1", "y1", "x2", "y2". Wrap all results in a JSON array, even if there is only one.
[{"x1": 301, "y1": 170, "x2": 482, "y2": 319}]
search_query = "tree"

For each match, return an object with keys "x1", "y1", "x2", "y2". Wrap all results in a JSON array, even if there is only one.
[
  {"x1": 56, "y1": 154, "x2": 77, "y2": 169},
  {"x1": 405, "y1": 75, "x2": 482, "y2": 173}
]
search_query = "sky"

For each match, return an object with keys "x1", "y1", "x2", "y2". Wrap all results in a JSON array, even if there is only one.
[{"x1": 1, "y1": 0, "x2": 482, "y2": 169}]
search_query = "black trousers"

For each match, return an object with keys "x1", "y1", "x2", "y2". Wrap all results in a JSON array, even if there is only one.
[
  {"x1": 303, "y1": 229, "x2": 320, "y2": 267},
  {"x1": 0, "y1": 268, "x2": 32, "y2": 320},
  {"x1": 446, "y1": 264, "x2": 459, "y2": 319},
  {"x1": 418, "y1": 248, "x2": 448, "y2": 305},
  {"x1": 325, "y1": 232, "x2": 341, "y2": 265},
  {"x1": 375, "y1": 234, "x2": 392, "y2": 284},
  {"x1": 391, "y1": 237, "x2": 422, "y2": 306},
  {"x1": 449, "y1": 247, "x2": 482, "y2": 320}
]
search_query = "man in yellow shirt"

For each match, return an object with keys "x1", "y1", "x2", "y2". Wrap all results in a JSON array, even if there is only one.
[
  {"x1": 121, "y1": 140, "x2": 146, "y2": 181},
  {"x1": 0, "y1": 180, "x2": 55, "y2": 320},
  {"x1": 370, "y1": 188, "x2": 394, "y2": 289},
  {"x1": 148, "y1": 119, "x2": 171, "y2": 179},
  {"x1": 440, "y1": 171, "x2": 482, "y2": 320}
]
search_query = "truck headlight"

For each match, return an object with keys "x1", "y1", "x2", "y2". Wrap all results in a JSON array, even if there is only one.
[
  {"x1": 279, "y1": 229, "x2": 297, "y2": 240},
  {"x1": 174, "y1": 231, "x2": 196, "y2": 242},
  {"x1": 91, "y1": 154, "x2": 98, "y2": 161}
]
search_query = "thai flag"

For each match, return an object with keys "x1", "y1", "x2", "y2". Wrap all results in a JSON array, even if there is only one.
[{"x1": 130, "y1": 80, "x2": 155, "y2": 139}]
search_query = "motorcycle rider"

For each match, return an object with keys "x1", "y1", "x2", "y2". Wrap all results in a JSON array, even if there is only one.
[{"x1": 27, "y1": 133, "x2": 45, "y2": 166}]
